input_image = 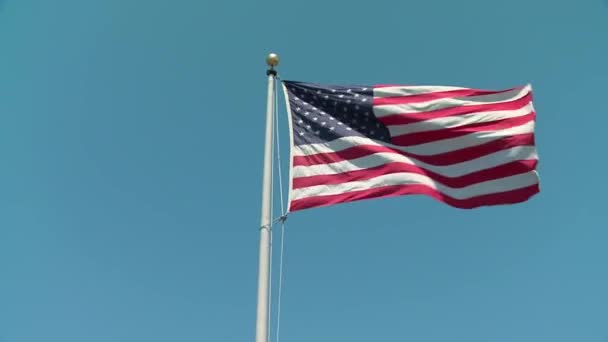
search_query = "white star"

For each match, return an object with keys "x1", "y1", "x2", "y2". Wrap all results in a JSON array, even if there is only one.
[
  {"x1": 354, "y1": 94, "x2": 360, "y2": 98},
  {"x1": 346, "y1": 99, "x2": 351, "y2": 103},
  {"x1": 329, "y1": 117, "x2": 335, "y2": 121},
  {"x1": 346, "y1": 127, "x2": 352, "y2": 131},
  {"x1": 313, "y1": 117, "x2": 318, "y2": 121},
  {"x1": 321, "y1": 122, "x2": 326, "y2": 126},
  {"x1": 317, "y1": 90, "x2": 321, "y2": 94},
  {"x1": 297, "y1": 119, "x2": 303, "y2": 124},
  {"x1": 299, "y1": 132, "x2": 305, "y2": 136},
  {"x1": 314, "y1": 130, "x2": 320, "y2": 135},
  {"x1": 304, "y1": 111, "x2": 310, "y2": 116},
  {"x1": 329, "y1": 127, "x2": 335, "y2": 131},
  {"x1": 362, "y1": 87, "x2": 368, "y2": 91},
  {"x1": 324, "y1": 95, "x2": 329, "y2": 99},
  {"x1": 295, "y1": 107, "x2": 301, "y2": 112},
  {"x1": 337, "y1": 122, "x2": 343, "y2": 126},
  {"x1": 361, "y1": 98, "x2": 367, "y2": 102},
  {"x1": 347, "y1": 89, "x2": 352, "y2": 93},
  {"x1": 338, "y1": 94, "x2": 345, "y2": 98},
  {"x1": 306, "y1": 125, "x2": 311, "y2": 129},
  {"x1": 331, "y1": 89, "x2": 336, "y2": 93}
]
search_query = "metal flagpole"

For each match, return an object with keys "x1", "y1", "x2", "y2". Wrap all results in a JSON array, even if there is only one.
[{"x1": 256, "y1": 53, "x2": 279, "y2": 342}]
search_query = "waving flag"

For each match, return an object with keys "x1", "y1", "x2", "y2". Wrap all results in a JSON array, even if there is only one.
[{"x1": 282, "y1": 80, "x2": 540, "y2": 212}]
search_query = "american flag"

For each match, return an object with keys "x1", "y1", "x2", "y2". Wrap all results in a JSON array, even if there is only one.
[{"x1": 282, "y1": 80, "x2": 540, "y2": 212}]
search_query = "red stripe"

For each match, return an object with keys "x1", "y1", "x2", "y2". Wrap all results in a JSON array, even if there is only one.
[
  {"x1": 378, "y1": 93, "x2": 532, "y2": 125},
  {"x1": 293, "y1": 133, "x2": 535, "y2": 167},
  {"x1": 390, "y1": 112, "x2": 535, "y2": 146},
  {"x1": 289, "y1": 183, "x2": 539, "y2": 212},
  {"x1": 292, "y1": 160, "x2": 537, "y2": 189},
  {"x1": 373, "y1": 88, "x2": 507, "y2": 106}
]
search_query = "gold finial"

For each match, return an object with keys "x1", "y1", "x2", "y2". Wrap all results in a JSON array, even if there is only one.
[{"x1": 266, "y1": 53, "x2": 279, "y2": 68}]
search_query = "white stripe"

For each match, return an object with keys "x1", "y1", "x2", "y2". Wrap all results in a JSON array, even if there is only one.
[
  {"x1": 293, "y1": 145, "x2": 537, "y2": 178},
  {"x1": 374, "y1": 85, "x2": 468, "y2": 98},
  {"x1": 387, "y1": 103, "x2": 534, "y2": 137},
  {"x1": 373, "y1": 86, "x2": 531, "y2": 117},
  {"x1": 291, "y1": 171, "x2": 539, "y2": 201},
  {"x1": 292, "y1": 121, "x2": 534, "y2": 157},
  {"x1": 403, "y1": 121, "x2": 534, "y2": 155},
  {"x1": 293, "y1": 135, "x2": 381, "y2": 156}
]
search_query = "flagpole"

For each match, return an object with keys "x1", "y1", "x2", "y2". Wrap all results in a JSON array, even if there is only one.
[{"x1": 256, "y1": 53, "x2": 279, "y2": 342}]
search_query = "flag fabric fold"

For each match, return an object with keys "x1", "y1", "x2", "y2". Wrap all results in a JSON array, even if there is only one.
[{"x1": 282, "y1": 80, "x2": 540, "y2": 212}]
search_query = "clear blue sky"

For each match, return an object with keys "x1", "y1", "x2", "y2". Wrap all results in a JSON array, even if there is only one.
[{"x1": 1, "y1": 0, "x2": 607, "y2": 341}]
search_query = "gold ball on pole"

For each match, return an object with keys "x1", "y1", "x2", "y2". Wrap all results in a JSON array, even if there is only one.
[{"x1": 266, "y1": 53, "x2": 279, "y2": 68}]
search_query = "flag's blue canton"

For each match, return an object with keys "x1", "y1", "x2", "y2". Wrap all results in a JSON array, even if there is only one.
[{"x1": 284, "y1": 81, "x2": 391, "y2": 146}]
